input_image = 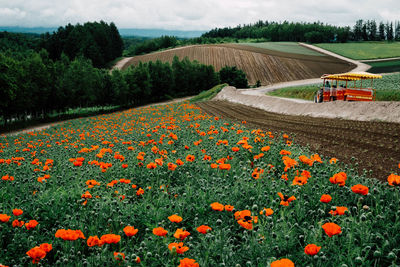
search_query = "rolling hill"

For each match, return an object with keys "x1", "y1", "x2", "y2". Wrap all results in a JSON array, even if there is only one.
[{"x1": 120, "y1": 43, "x2": 355, "y2": 85}]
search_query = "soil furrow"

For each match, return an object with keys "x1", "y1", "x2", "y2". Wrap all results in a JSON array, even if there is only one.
[{"x1": 197, "y1": 100, "x2": 400, "y2": 181}]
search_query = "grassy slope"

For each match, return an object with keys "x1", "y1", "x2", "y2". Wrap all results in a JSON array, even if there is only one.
[
  {"x1": 315, "y1": 42, "x2": 400, "y2": 60},
  {"x1": 267, "y1": 73, "x2": 400, "y2": 101},
  {"x1": 368, "y1": 60, "x2": 400, "y2": 73},
  {"x1": 189, "y1": 84, "x2": 228, "y2": 103}
]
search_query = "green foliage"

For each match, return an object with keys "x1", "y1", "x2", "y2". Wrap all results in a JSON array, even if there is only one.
[
  {"x1": 39, "y1": 21, "x2": 123, "y2": 68},
  {"x1": 125, "y1": 35, "x2": 178, "y2": 56},
  {"x1": 368, "y1": 60, "x2": 400, "y2": 73},
  {"x1": 219, "y1": 66, "x2": 249, "y2": 88},
  {"x1": 315, "y1": 42, "x2": 400, "y2": 60},
  {"x1": 0, "y1": 103, "x2": 399, "y2": 266},
  {"x1": 189, "y1": 83, "x2": 228, "y2": 103},
  {"x1": 267, "y1": 85, "x2": 320, "y2": 100}
]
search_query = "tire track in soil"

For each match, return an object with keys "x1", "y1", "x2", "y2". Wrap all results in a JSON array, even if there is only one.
[{"x1": 197, "y1": 100, "x2": 400, "y2": 182}]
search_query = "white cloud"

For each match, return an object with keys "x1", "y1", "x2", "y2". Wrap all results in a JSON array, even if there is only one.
[{"x1": 0, "y1": 0, "x2": 398, "y2": 30}]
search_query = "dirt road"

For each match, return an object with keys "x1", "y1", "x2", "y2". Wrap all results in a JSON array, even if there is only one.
[{"x1": 197, "y1": 100, "x2": 400, "y2": 182}]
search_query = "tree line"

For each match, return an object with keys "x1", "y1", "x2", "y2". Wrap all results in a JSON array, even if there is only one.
[
  {"x1": 0, "y1": 48, "x2": 247, "y2": 124},
  {"x1": 202, "y1": 20, "x2": 400, "y2": 43},
  {"x1": 39, "y1": 21, "x2": 124, "y2": 68}
]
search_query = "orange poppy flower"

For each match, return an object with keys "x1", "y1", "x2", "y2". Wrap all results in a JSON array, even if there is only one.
[
  {"x1": 100, "y1": 234, "x2": 121, "y2": 244},
  {"x1": 168, "y1": 242, "x2": 189, "y2": 254},
  {"x1": 210, "y1": 202, "x2": 224, "y2": 211},
  {"x1": 329, "y1": 206, "x2": 348, "y2": 216},
  {"x1": 146, "y1": 162, "x2": 157, "y2": 169},
  {"x1": 186, "y1": 155, "x2": 195, "y2": 162},
  {"x1": 26, "y1": 246, "x2": 47, "y2": 264},
  {"x1": 196, "y1": 225, "x2": 212, "y2": 234},
  {"x1": 153, "y1": 227, "x2": 168, "y2": 236},
  {"x1": 351, "y1": 184, "x2": 369, "y2": 195},
  {"x1": 329, "y1": 158, "x2": 338, "y2": 164},
  {"x1": 261, "y1": 146, "x2": 270, "y2": 152},
  {"x1": 329, "y1": 172, "x2": 347, "y2": 186},
  {"x1": 304, "y1": 244, "x2": 321, "y2": 256},
  {"x1": 322, "y1": 222, "x2": 342, "y2": 237},
  {"x1": 219, "y1": 163, "x2": 231, "y2": 170},
  {"x1": 123, "y1": 225, "x2": 139, "y2": 237},
  {"x1": 174, "y1": 229, "x2": 191, "y2": 240},
  {"x1": 277, "y1": 192, "x2": 296, "y2": 206},
  {"x1": 388, "y1": 174, "x2": 400, "y2": 186},
  {"x1": 279, "y1": 150, "x2": 291, "y2": 155},
  {"x1": 12, "y1": 209, "x2": 23, "y2": 216},
  {"x1": 210, "y1": 163, "x2": 218, "y2": 169},
  {"x1": 168, "y1": 162, "x2": 177, "y2": 171},
  {"x1": 168, "y1": 214, "x2": 183, "y2": 223},
  {"x1": 25, "y1": 220, "x2": 39, "y2": 230},
  {"x1": 237, "y1": 218, "x2": 253, "y2": 230},
  {"x1": 0, "y1": 214, "x2": 11, "y2": 223},
  {"x1": 12, "y1": 219, "x2": 25, "y2": 227},
  {"x1": 232, "y1": 147, "x2": 240, "y2": 152},
  {"x1": 259, "y1": 208, "x2": 274, "y2": 216},
  {"x1": 87, "y1": 236, "x2": 103, "y2": 247},
  {"x1": 271, "y1": 258, "x2": 295, "y2": 267},
  {"x1": 176, "y1": 159, "x2": 184, "y2": 166},
  {"x1": 55, "y1": 229, "x2": 85, "y2": 240},
  {"x1": 39, "y1": 243, "x2": 52, "y2": 253},
  {"x1": 320, "y1": 194, "x2": 332, "y2": 203},
  {"x1": 178, "y1": 258, "x2": 199, "y2": 267},
  {"x1": 292, "y1": 175, "x2": 308, "y2": 186},
  {"x1": 224, "y1": 205, "x2": 234, "y2": 212},
  {"x1": 136, "y1": 188, "x2": 144, "y2": 196}
]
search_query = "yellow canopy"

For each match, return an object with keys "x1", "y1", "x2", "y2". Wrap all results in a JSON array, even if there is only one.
[{"x1": 321, "y1": 72, "x2": 382, "y2": 81}]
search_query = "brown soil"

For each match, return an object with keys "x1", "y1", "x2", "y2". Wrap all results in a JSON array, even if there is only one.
[
  {"x1": 121, "y1": 44, "x2": 354, "y2": 86},
  {"x1": 197, "y1": 100, "x2": 400, "y2": 182}
]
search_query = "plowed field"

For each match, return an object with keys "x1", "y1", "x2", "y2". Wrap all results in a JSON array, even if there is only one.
[
  {"x1": 197, "y1": 100, "x2": 400, "y2": 181},
  {"x1": 122, "y1": 44, "x2": 354, "y2": 86}
]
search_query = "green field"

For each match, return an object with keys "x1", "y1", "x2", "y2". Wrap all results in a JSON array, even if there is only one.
[
  {"x1": 315, "y1": 42, "x2": 400, "y2": 60},
  {"x1": 368, "y1": 60, "x2": 400, "y2": 73},
  {"x1": 239, "y1": 42, "x2": 323, "y2": 56},
  {"x1": 268, "y1": 73, "x2": 400, "y2": 101}
]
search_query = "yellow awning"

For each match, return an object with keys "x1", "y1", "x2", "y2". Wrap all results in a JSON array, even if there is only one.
[{"x1": 321, "y1": 72, "x2": 382, "y2": 81}]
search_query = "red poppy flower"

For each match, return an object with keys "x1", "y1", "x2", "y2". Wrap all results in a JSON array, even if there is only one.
[
  {"x1": 0, "y1": 214, "x2": 11, "y2": 223},
  {"x1": 259, "y1": 208, "x2": 274, "y2": 216},
  {"x1": 271, "y1": 258, "x2": 295, "y2": 267},
  {"x1": 320, "y1": 194, "x2": 332, "y2": 203},
  {"x1": 12, "y1": 219, "x2": 25, "y2": 227},
  {"x1": 12, "y1": 209, "x2": 23, "y2": 216},
  {"x1": 196, "y1": 225, "x2": 212, "y2": 234},
  {"x1": 178, "y1": 258, "x2": 199, "y2": 267},
  {"x1": 304, "y1": 244, "x2": 321, "y2": 256},
  {"x1": 87, "y1": 236, "x2": 103, "y2": 247},
  {"x1": 322, "y1": 222, "x2": 342, "y2": 237},
  {"x1": 100, "y1": 234, "x2": 121, "y2": 244},
  {"x1": 329, "y1": 172, "x2": 347, "y2": 186},
  {"x1": 168, "y1": 242, "x2": 189, "y2": 254},
  {"x1": 26, "y1": 246, "x2": 47, "y2": 264},
  {"x1": 168, "y1": 214, "x2": 183, "y2": 223},
  {"x1": 153, "y1": 227, "x2": 168, "y2": 237},
  {"x1": 329, "y1": 206, "x2": 348, "y2": 216},
  {"x1": 210, "y1": 202, "x2": 224, "y2": 211},
  {"x1": 113, "y1": 252, "x2": 125, "y2": 261},
  {"x1": 224, "y1": 205, "x2": 234, "y2": 212},
  {"x1": 351, "y1": 184, "x2": 369, "y2": 195},
  {"x1": 388, "y1": 174, "x2": 400, "y2": 186},
  {"x1": 277, "y1": 192, "x2": 296, "y2": 206},
  {"x1": 174, "y1": 229, "x2": 191, "y2": 240},
  {"x1": 123, "y1": 225, "x2": 139, "y2": 237},
  {"x1": 25, "y1": 220, "x2": 39, "y2": 230}
]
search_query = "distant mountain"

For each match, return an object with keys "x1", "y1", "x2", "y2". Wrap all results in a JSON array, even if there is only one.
[
  {"x1": 0, "y1": 26, "x2": 205, "y2": 38},
  {"x1": 118, "y1": 28, "x2": 205, "y2": 38},
  {"x1": 0, "y1": 26, "x2": 58, "y2": 34}
]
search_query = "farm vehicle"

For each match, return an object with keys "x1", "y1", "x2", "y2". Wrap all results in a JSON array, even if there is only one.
[{"x1": 315, "y1": 72, "x2": 382, "y2": 103}]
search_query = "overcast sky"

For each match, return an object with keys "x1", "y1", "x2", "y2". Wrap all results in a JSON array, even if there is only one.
[{"x1": 0, "y1": 0, "x2": 398, "y2": 30}]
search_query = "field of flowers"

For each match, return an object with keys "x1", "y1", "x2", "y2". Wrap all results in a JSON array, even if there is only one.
[{"x1": 1, "y1": 102, "x2": 399, "y2": 266}]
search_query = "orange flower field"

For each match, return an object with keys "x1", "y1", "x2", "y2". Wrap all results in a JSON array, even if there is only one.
[{"x1": 0, "y1": 102, "x2": 399, "y2": 266}]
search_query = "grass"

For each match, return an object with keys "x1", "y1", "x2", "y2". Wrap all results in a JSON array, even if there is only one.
[
  {"x1": 267, "y1": 73, "x2": 400, "y2": 101},
  {"x1": 189, "y1": 84, "x2": 228, "y2": 103},
  {"x1": 239, "y1": 42, "x2": 323, "y2": 56},
  {"x1": 367, "y1": 60, "x2": 400, "y2": 73},
  {"x1": 315, "y1": 42, "x2": 400, "y2": 60},
  {"x1": 0, "y1": 105, "x2": 122, "y2": 135},
  {"x1": 0, "y1": 100, "x2": 399, "y2": 266}
]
